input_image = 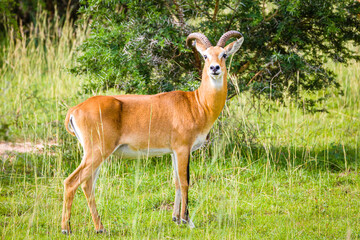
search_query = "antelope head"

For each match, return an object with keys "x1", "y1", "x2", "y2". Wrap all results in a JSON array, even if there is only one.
[{"x1": 187, "y1": 31, "x2": 244, "y2": 89}]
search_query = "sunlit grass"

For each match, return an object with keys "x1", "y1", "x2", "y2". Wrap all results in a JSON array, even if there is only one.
[
  {"x1": 1, "y1": 11, "x2": 360, "y2": 239},
  {"x1": 0, "y1": 10, "x2": 89, "y2": 142}
]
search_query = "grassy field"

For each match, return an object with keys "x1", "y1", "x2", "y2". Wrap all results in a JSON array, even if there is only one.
[{"x1": 1, "y1": 15, "x2": 360, "y2": 239}]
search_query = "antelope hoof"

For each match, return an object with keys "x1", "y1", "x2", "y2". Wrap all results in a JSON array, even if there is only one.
[
  {"x1": 181, "y1": 218, "x2": 195, "y2": 229},
  {"x1": 96, "y1": 229, "x2": 106, "y2": 234},
  {"x1": 172, "y1": 216, "x2": 180, "y2": 225},
  {"x1": 61, "y1": 229, "x2": 72, "y2": 235}
]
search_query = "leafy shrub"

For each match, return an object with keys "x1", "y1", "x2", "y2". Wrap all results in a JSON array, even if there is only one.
[{"x1": 72, "y1": 0, "x2": 360, "y2": 106}]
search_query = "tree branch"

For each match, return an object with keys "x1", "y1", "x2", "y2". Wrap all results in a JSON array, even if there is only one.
[
  {"x1": 225, "y1": 1, "x2": 241, "y2": 31},
  {"x1": 247, "y1": 70, "x2": 263, "y2": 86},
  {"x1": 246, "y1": 61, "x2": 278, "y2": 86},
  {"x1": 212, "y1": 0, "x2": 219, "y2": 22},
  {"x1": 262, "y1": 0, "x2": 278, "y2": 22},
  {"x1": 227, "y1": 93, "x2": 237, "y2": 100},
  {"x1": 165, "y1": 1, "x2": 180, "y2": 25},
  {"x1": 238, "y1": 61, "x2": 250, "y2": 74},
  {"x1": 193, "y1": 0, "x2": 211, "y2": 19},
  {"x1": 172, "y1": 0, "x2": 186, "y2": 30}
]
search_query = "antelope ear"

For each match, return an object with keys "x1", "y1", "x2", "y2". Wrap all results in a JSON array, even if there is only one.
[
  {"x1": 192, "y1": 40, "x2": 207, "y2": 55},
  {"x1": 224, "y1": 37, "x2": 244, "y2": 55}
]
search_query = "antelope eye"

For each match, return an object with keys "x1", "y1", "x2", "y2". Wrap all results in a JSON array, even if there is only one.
[
  {"x1": 204, "y1": 55, "x2": 208, "y2": 59},
  {"x1": 223, "y1": 54, "x2": 227, "y2": 59}
]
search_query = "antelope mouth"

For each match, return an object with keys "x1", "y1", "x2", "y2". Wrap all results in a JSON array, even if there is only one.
[{"x1": 211, "y1": 72, "x2": 220, "y2": 76}]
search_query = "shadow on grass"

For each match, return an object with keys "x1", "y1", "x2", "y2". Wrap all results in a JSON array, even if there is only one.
[{"x1": 218, "y1": 140, "x2": 359, "y2": 173}]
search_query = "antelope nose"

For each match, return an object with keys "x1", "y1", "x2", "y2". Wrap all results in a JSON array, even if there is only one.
[{"x1": 210, "y1": 65, "x2": 220, "y2": 71}]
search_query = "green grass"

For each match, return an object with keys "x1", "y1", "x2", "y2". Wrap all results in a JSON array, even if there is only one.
[{"x1": 1, "y1": 13, "x2": 360, "y2": 239}]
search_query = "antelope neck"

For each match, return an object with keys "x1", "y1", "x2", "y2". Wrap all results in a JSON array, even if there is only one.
[{"x1": 195, "y1": 69, "x2": 227, "y2": 122}]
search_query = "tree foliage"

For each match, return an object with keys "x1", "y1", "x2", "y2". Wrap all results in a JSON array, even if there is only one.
[
  {"x1": 0, "y1": 0, "x2": 79, "y2": 39},
  {"x1": 72, "y1": 0, "x2": 360, "y2": 105}
]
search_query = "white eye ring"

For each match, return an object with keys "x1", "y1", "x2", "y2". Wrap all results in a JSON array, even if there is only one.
[
  {"x1": 223, "y1": 53, "x2": 227, "y2": 58},
  {"x1": 204, "y1": 55, "x2": 208, "y2": 59}
]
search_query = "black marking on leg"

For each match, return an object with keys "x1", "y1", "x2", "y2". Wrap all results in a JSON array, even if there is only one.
[
  {"x1": 61, "y1": 220, "x2": 72, "y2": 235},
  {"x1": 187, "y1": 156, "x2": 190, "y2": 184}
]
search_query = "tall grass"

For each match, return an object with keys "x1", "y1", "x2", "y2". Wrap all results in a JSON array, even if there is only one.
[
  {"x1": 1, "y1": 10, "x2": 360, "y2": 239},
  {"x1": 224, "y1": 59, "x2": 360, "y2": 172},
  {"x1": 0, "y1": 10, "x2": 89, "y2": 142}
]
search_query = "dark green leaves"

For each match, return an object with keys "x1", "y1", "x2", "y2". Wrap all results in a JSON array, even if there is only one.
[{"x1": 72, "y1": 0, "x2": 360, "y2": 108}]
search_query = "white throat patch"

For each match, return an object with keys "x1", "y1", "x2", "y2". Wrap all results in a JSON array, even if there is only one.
[{"x1": 208, "y1": 73, "x2": 224, "y2": 90}]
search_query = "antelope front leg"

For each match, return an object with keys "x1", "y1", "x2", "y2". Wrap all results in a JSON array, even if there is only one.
[
  {"x1": 171, "y1": 154, "x2": 181, "y2": 224},
  {"x1": 173, "y1": 148, "x2": 195, "y2": 228}
]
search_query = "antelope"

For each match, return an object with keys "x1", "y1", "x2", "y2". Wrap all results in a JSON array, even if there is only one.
[{"x1": 61, "y1": 31, "x2": 244, "y2": 234}]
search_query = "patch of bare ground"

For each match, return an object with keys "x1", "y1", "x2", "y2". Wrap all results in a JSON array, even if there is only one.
[{"x1": 0, "y1": 141, "x2": 58, "y2": 157}]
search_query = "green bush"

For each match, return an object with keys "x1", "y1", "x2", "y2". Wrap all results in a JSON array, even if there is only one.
[{"x1": 72, "y1": 0, "x2": 360, "y2": 105}]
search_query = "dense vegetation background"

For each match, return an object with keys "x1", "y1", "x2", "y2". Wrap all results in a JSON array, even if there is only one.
[
  {"x1": 3, "y1": 0, "x2": 359, "y2": 106},
  {"x1": 72, "y1": 0, "x2": 360, "y2": 110},
  {"x1": 0, "y1": 0, "x2": 360, "y2": 239}
]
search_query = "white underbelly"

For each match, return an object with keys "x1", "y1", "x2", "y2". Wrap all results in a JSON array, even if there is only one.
[
  {"x1": 114, "y1": 133, "x2": 208, "y2": 159},
  {"x1": 114, "y1": 144, "x2": 172, "y2": 159}
]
